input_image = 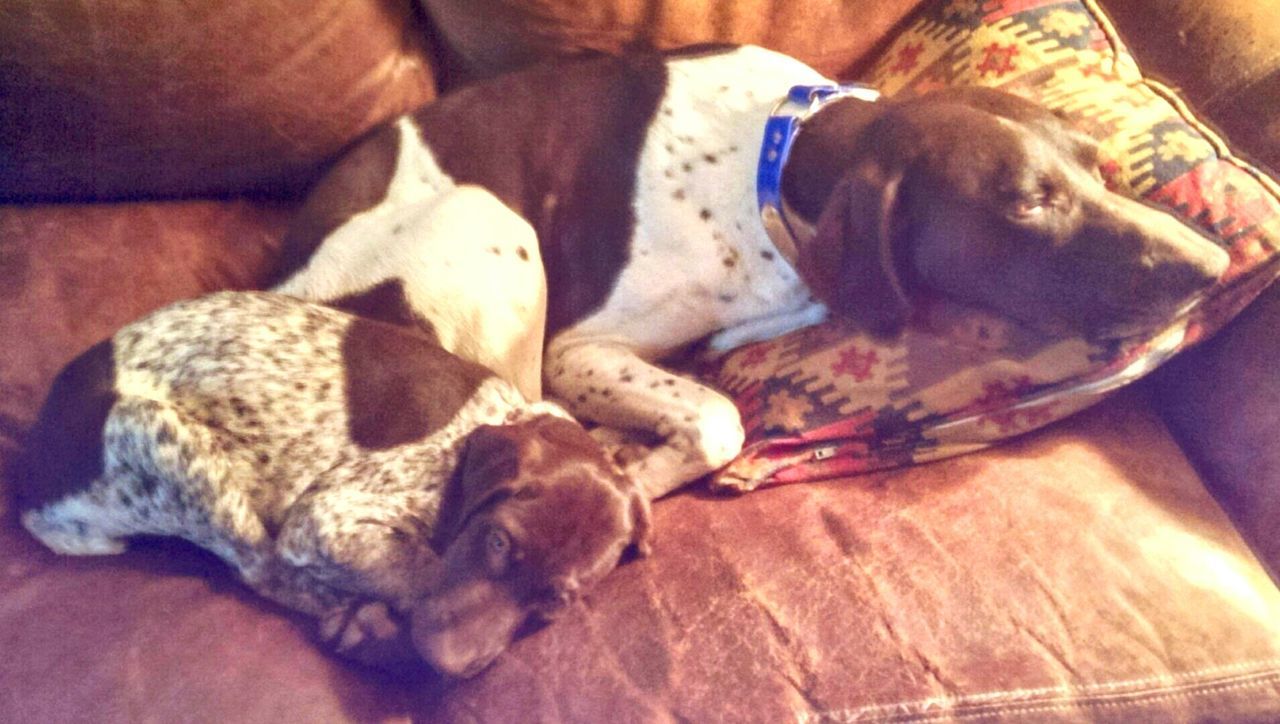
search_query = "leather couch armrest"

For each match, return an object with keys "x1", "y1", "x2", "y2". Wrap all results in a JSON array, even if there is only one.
[
  {"x1": 1101, "y1": 0, "x2": 1280, "y2": 576},
  {"x1": 1149, "y1": 281, "x2": 1280, "y2": 580}
]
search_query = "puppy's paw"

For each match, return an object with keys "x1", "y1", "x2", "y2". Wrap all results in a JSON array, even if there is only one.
[{"x1": 321, "y1": 601, "x2": 420, "y2": 670}]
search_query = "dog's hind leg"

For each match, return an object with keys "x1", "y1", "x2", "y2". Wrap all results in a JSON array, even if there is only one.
[{"x1": 102, "y1": 400, "x2": 415, "y2": 664}]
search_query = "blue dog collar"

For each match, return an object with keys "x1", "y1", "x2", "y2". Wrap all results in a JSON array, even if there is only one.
[{"x1": 757, "y1": 83, "x2": 881, "y2": 264}]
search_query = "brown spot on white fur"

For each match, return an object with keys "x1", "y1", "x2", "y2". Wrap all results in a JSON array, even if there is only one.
[{"x1": 340, "y1": 315, "x2": 491, "y2": 450}]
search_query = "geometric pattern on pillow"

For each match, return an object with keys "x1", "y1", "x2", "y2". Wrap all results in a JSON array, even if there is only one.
[{"x1": 701, "y1": 0, "x2": 1280, "y2": 488}]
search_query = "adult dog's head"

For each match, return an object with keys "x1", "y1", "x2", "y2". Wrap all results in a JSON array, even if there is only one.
[
  {"x1": 787, "y1": 86, "x2": 1230, "y2": 341},
  {"x1": 413, "y1": 413, "x2": 650, "y2": 678}
]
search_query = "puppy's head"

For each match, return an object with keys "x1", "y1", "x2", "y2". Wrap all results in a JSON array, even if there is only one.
[
  {"x1": 797, "y1": 86, "x2": 1229, "y2": 341},
  {"x1": 411, "y1": 414, "x2": 650, "y2": 679}
]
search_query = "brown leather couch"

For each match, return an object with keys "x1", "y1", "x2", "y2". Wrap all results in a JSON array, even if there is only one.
[{"x1": 3, "y1": 1, "x2": 1280, "y2": 720}]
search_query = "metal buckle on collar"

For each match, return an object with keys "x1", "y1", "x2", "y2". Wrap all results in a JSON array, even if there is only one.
[{"x1": 757, "y1": 83, "x2": 881, "y2": 266}]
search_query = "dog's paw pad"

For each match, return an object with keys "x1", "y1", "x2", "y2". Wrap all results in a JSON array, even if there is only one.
[
  {"x1": 323, "y1": 601, "x2": 420, "y2": 669},
  {"x1": 336, "y1": 601, "x2": 401, "y2": 651}
]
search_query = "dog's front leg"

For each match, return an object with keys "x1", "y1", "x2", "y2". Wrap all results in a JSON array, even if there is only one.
[
  {"x1": 546, "y1": 340, "x2": 745, "y2": 499},
  {"x1": 274, "y1": 486, "x2": 443, "y2": 667},
  {"x1": 276, "y1": 486, "x2": 443, "y2": 610}
]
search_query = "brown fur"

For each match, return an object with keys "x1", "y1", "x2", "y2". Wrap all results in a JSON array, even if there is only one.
[{"x1": 790, "y1": 87, "x2": 1230, "y2": 339}]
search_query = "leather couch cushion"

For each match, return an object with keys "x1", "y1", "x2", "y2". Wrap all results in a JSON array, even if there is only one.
[
  {"x1": 3, "y1": 203, "x2": 1278, "y2": 720},
  {"x1": 1151, "y1": 279, "x2": 1280, "y2": 578},
  {"x1": 1103, "y1": 0, "x2": 1280, "y2": 173},
  {"x1": 417, "y1": 0, "x2": 923, "y2": 83},
  {"x1": 0, "y1": 0, "x2": 436, "y2": 201},
  {"x1": 0, "y1": 527, "x2": 412, "y2": 721},
  {"x1": 8, "y1": 388, "x2": 1278, "y2": 720},
  {"x1": 0, "y1": 201, "x2": 291, "y2": 447}
]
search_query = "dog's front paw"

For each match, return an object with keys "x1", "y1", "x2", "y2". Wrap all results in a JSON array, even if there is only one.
[
  {"x1": 707, "y1": 455, "x2": 776, "y2": 494},
  {"x1": 321, "y1": 601, "x2": 420, "y2": 670},
  {"x1": 707, "y1": 468, "x2": 759, "y2": 494}
]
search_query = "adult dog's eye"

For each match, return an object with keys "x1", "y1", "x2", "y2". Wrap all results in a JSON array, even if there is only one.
[
  {"x1": 1009, "y1": 183, "x2": 1056, "y2": 220},
  {"x1": 1010, "y1": 198, "x2": 1046, "y2": 219}
]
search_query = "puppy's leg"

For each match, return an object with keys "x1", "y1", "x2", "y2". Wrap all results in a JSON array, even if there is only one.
[
  {"x1": 276, "y1": 485, "x2": 441, "y2": 663},
  {"x1": 546, "y1": 340, "x2": 745, "y2": 499},
  {"x1": 92, "y1": 401, "x2": 364, "y2": 627},
  {"x1": 277, "y1": 485, "x2": 441, "y2": 607},
  {"x1": 24, "y1": 398, "x2": 273, "y2": 567},
  {"x1": 236, "y1": 555, "x2": 416, "y2": 668},
  {"x1": 253, "y1": 560, "x2": 419, "y2": 669}
]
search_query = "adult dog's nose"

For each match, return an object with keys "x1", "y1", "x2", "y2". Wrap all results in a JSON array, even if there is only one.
[
  {"x1": 1146, "y1": 209, "x2": 1230, "y2": 300},
  {"x1": 1109, "y1": 192, "x2": 1230, "y2": 301}
]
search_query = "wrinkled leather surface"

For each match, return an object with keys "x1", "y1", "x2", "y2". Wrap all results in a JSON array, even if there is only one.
[
  {"x1": 0, "y1": 528, "x2": 414, "y2": 723},
  {"x1": 431, "y1": 395, "x2": 1280, "y2": 722},
  {"x1": 0, "y1": 0, "x2": 436, "y2": 200},
  {"x1": 5, "y1": 385, "x2": 1279, "y2": 721},
  {"x1": 417, "y1": 0, "x2": 922, "y2": 83}
]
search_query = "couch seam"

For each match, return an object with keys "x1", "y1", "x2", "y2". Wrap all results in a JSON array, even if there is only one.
[{"x1": 800, "y1": 659, "x2": 1280, "y2": 722}]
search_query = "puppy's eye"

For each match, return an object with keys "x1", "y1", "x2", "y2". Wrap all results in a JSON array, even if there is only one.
[
  {"x1": 484, "y1": 528, "x2": 512, "y2": 571},
  {"x1": 487, "y1": 528, "x2": 509, "y2": 553}
]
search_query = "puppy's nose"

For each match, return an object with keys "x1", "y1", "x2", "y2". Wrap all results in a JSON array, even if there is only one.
[{"x1": 542, "y1": 577, "x2": 580, "y2": 611}]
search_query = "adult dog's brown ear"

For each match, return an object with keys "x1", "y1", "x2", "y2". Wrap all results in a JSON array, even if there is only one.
[
  {"x1": 798, "y1": 161, "x2": 911, "y2": 336},
  {"x1": 433, "y1": 425, "x2": 521, "y2": 550}
]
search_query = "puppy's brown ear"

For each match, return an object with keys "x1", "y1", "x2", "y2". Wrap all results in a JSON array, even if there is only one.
[
  {"x1": 799, "y1": 162, "x2": 911, "y2": 336},
  {"x1": 433, "y1": 425, "x2": 521, "y2": 550}
]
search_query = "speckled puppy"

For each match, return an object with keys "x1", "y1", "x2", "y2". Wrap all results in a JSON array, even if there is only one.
[{"x1": 18, "y1": 291, "x2": 650, "y2": 678}]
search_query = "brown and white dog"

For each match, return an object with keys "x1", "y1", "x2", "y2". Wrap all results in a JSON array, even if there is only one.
[
  {"x1": 275, "y1": 45, "x2": 1230, "y2": 499},
  {"x1": 18, "y1": 291, "x2": 651, "y2": 679}
]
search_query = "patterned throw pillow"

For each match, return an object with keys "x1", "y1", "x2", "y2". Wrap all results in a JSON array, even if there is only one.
[{"x1": 702, "y1": 0, "x2": 1280, "y2": 489}]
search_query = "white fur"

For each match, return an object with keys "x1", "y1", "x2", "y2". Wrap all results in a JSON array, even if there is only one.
[
  {"x1": 288, "y1": 46, "x2": 839, "y2": 497},
  {"x1": 276, "y1": 176, "x2": 548, "y2": 401},
  {"x1": 558, "y1": 46, "x2": 830, "y2": 357},
  {"x1": 545, "y1": 47, "x2": 833, "y2": 496}
]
